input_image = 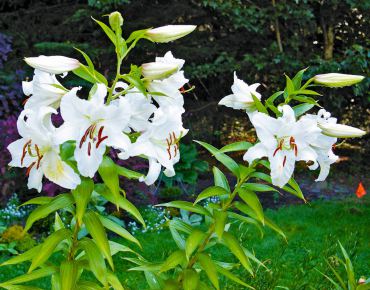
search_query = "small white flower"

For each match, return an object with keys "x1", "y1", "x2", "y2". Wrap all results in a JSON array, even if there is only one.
[
  {"x1": 244, "y1": 105, "x2": 319, "y2": 187},
  {"x1": 219, "y1": 72, "x2": 261, "y2": 113},
  {"x1": 22, "y1": 69, "x2": 68, "y2": 109},
  {"x1": 7, "y1": 107, "x2": 81, "y2": 192},
  {"x1": 313, "y1": 73, "x2": 365, "y2": 87},
  {"x1": 142, "y1": 62, "x2": 179, "y2": 80},
  {"x1": 57, "y1": 83, "x2": 132, "y2": 177},
  {"x1": 119, "y1": 106, "x2": 188, "y2": 185},
  {"x1": 24, "y1": 55, "x2": 80, "y2": 74},
  {"x1": 146, "y1": 25, "x2": 196, "y2": 43}
]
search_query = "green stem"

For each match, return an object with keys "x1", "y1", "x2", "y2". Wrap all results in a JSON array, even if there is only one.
[
  {"x1": 107, "y1": 55, "x2": 123, "y2": 104},
  {"x1": 68, "y1": 219, "x2": 81, "y2": 261}
]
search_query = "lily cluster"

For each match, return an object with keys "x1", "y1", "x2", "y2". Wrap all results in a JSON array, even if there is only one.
[
  {"x1": 8, "y1": 24, "x2": 196, "y2": 192},
  {"x1": 219, "y1": 72, "x2": 366, "y2": 187}
]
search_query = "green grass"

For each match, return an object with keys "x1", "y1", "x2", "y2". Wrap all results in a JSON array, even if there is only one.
[{"x1": 0, "y1": 197, "x2": 369, "y2": 289}]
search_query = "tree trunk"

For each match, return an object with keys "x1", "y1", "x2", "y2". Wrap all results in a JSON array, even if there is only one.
[
  {"x1": 323, "y1": 24, "x2": 334, "y2": 60},
  {"x1": 272, "y1": 0, "x2": 283, "y2": 53}
]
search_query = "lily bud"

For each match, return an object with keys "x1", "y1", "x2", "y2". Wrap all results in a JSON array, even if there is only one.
[
  {"x1": 141, "y1": 62, "x2": 179, "y2": 79},
  {"x1": 146, "y1": 25, "x2": 196, "y2": 43},
  {"x1": 318, "y1": 122, "x2": 366, "y2": 138},
  {"x1": 109, "y1": 11, "x2": 123, "y2": 32},
  {"x1": 313, "y1": 73, "x2": 364, "y2": 87},
  {"x1": 25, "y1": 55, "x2": 80, "y2": 74}
]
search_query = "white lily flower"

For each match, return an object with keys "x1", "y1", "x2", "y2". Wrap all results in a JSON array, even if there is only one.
[
  {"x1": 142, "y1": 62, "x2": 179, "y2": 80},
  {"x1": 119, "y1": 106, "x2": 188, "y2": 185},
  {"x1": 7, "y1": 107, "x2": 81, "y2": 192},
  {"x1": 146, "y1": 25, "x2": 196, "y2": 43},
  {"x1": 313, "y1": 73, "x2": 364, "y2": 87},
  {"x1": 114, "y1": 82, "x2": 156, "y2": 132},
  {"x1": 301, "y1": 109, "x2": 338, "y2": 181},
  {"x1": 147, "y1": 51, "x2": 188, "y2": 107},
  {"x1": 244, "y1": 105, "x2": 320, "y2": 187},
  {"x1": 57, "y1": 83, "x2": 132, "y2": 178},
  {"x1": 24, "y1": 55, "x2": 80, "y2": 74},
  {"x1": 318, "y1": 123, "x2": 366, "y2": 138},
  {"x1": 22, "y1": 69, "x2": 68, "y2": 109},
  {"x1": 219, "y1": 72, "x2": 261, "y2": 113}
]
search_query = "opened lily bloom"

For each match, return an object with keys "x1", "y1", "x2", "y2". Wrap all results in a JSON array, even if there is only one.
[
  {"x1": 22, "y1": 69, "x2": 68, "y2": 109},
  {"x1": 25, "y1": 55, "x2": 80, "y2": 74},
  {"x1": 119, "y1": 106, "x2": 188, "y2": 185},
  {"x1": 147, "y1": 51, "x2": 188, "y2": 108},
  {"x1": 301, "y1": 109, "x2": 338, "y2": 181},
  {"x1": 146, "y1": 25, "x2": 196, "y2": 43},
  {"x1": 57, "y1": 83, "x2": 131, "y2": 178},
  {"x1": 114, "y1": 82, "x2": 156, "y2": 132},
  {"x1": 219, "y1": 72, "x2": 261, "y2": 114},
  {"x1": 244, "y1": 105, "x2": 320, "y2": 187},
  {"x1": 7, "y1": 107, "x2": 80, "y2": 192}
]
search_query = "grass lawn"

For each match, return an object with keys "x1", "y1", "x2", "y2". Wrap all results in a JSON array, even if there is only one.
[{"x1": 0, "y1": 197, "x2": 369, "y2": 289}]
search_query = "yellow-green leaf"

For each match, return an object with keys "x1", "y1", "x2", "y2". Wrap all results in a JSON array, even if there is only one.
[
  {"x1": 198, "y1": 253, "x2": 219, "y2": 290},
  {"x1": 1, "y1": 245, "x2": 41, "y2": 266},
  {"x1": 0, "y1": 267, "x2": 57, "y2": 287},
  {"x1": 182, "y1": 269, "x2": 199, "y2": 290},
  {"x1": 98, "y1": 156, "x2": 120, "y2": 206},
  {"x1": 215, "y1": 264, "x2": 255, "y2": 289},
  {"x1": 107, "y1": 272, "x2": 124, "y2": 290},
  {"x1": 214, "y1": 210, "x2": 227, "y2": 240},
  {"x1": 83, "y1": 211, "x2": 113, "y2": 270},
  {"x1": 60, "y1": 261, "x2": 78, "y2": 290},
  {"x1": 185, "y1": 229, "x2": 205, "y2": 260},
  {"x1": 194, "y1": 186, "x2": 229, "y2": 205},
  {"x1": 72, "y1": 179, "x2": 94, "y2": 225},
  {"x1": 157, "y1": 201, "x2": 211, "y2": 217},
  {"x1": 238, "y1": 188, "x2": 264, "y2": 224},
  {"x1": 160, "y1": 250, "x2": 186, "y2": 273}
]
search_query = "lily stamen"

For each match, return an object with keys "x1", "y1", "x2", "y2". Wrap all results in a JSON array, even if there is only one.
[
  {"x1": 21, "y1": 140, "x2": 32, "y2": 166},
  {"x1": 26, "y1": 162, "x2": 36, "y2": 176}
]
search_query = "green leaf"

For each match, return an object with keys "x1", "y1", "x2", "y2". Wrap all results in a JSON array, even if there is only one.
[
  {"x1": 242, "y1": 246, "x2": 268, "y2": 270},
  {"x1": 169, "y1": 219, "x2": 193, "y2": 234},
  {"x1": 242, "y1": 183, "x2": 278, "y2": 192},
  {"x1": 292, "y1": 68, "x2": 307, "y2": 90},
  {"x1": 182, "y1": 269, "x2": 199, "y2": 290},
  {"x1": 264, "y1": 216, "x2": 286, "y2": 240},
  {"x1": 195, "y1": 141, "x2": 239, "y2": 178},
  {"x1": 185, "y1": 229, "x2": 205, "y2": 259},
  {"x1": 160, "y1": 250, "x2": 186, "y2": 273},
  {"x1": 54, "y1": 212, "x2": 65, "y2": 231},
  {"x1": 121, "y1": 74, "x2": 147, "y2": 96},
  {"x1": 198, "y1": 253, "x2": 220, "y2": 290},
  {"x1": 266, "y1": 91, "x2": 284, "y2": 104},
  {"x1": 2, "y1": 286, "x2": 44, "y2": 290},
  {"x1": 109, "y1": 241, "x2": 137, "y2": 256},
  {"x1": 126, "y1": 29, "x2": 149, "y2": 43},
  {"x1": 228, "y1": 212, "x2": 263, "y2": 237},
  {"x1": 83, "y1": 211, "x2": 114, "y2": 270},
  {"x1": 222, "y1": 232, "x2": 253, "y2": 275},
  {"x1": 60, "y1": 261, "x2": 78, "y2": 290},
  {"x1": 79, "y1": 238, "x2": 108, "y2": 286},
  {"x1": 194, "y1": 186, "x2": 229, "y2": 205},
  {"x1": 1, "y1": 245, "x2": 42, "y2": 266},
  {"x1": 72, "y1": 64, "x2": 108, "y2": 86},
  {"x1": 285, "y1": 74, "x2": 295, "y2": 96},
  {"x1": 144, "y1": 271, "x2": 163, "y2": 290},
  {"x1": 213, "y1": 166, "x2": 230, "y2": 192},
  {"x1": 20, "y1": 196, "x2": 52, "y2": 207},
  {"x1": 24, "y1": 194, "x2": 74, "y2": 232},
  {"x1": 338, "y1": 242, "x2": 356, "y2": 288},
  {"x1": 107, "y1": 272, "x2": 124, "y2": 290},
  {"x1": 292, "y1": 89, "x2": 322, "y2": 96},
  {"x1": 116, "y1": 165, "x2": 143, "y2": 179},
  {"x1": 214, "y1": 210, "x2": 227, "y2": 240},
  {"x1": 95, "y1": 184, "x2": 145, "y2": 226},
  {"x1": 29, "y1": 229, "x2": 72, "y2": 272},
  {"x1": 215, "y1": 264, "x2": 254, "y2": 289},
  {"x1": 238, "y1": 188, "x2": 264, "y2": 224},
  {"x1": 92, "y1": 17, "x2": 116, "y2": 45},
  {"x1": 76, "y1": 281, "x2": 104, "y2": 290},
  {"x1": 72, "y1": 179, "x2": 94, "y2": 225},
  {"x1": 293, "y1": 103, "x2": 314, "y2": 117},
  {"x1": 291, "y1": 95, "x2": 320, "y2": 106},
  {"x1": 169, "y1": 226, "x2": 186, "y2": 250},
  {"x1": 74, "y1": 47, "x2": 94, "y2": 70},
  {"x1": 98, "y1": 156, "x2": 120, "y2": 206},
  {"x1": 0, "y1": 267, "x2": 57, "y2": 287},
  {"x1": 288, "y1": 177, "x2": 305, "y2": 200},
  {"x1": 251, "y1": 93, "x2": 268, "y2": 114},
  {"x1": 220, "y1": 141, "x2": 252, "y2": 153},
  {"x1": 157, "y1": 201, "x2": 211, "y2": 217},
  {"x1": 99, "y1": 215, "x2": 141, "y2": 248}
]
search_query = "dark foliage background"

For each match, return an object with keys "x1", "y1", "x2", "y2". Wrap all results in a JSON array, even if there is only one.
[{"x1": 0, "y1": 0, "x2": 369, "y2": 203}]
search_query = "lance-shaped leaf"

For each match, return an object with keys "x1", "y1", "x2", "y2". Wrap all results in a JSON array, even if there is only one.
[
  {"x1": 83, "y1": 211, "x2": 114, "y2": 270},
  {"x1": 107, "y1": 272, "x2": 124, "y2": 290},
  {"x1": 193, "y1": 186, "x2": 229, "y2": 205},
  {"x1": 195, "y1": 141, "x2": 240, "y2": 178},
  {"x1": 29, "y1": 229, "x2": 72, "y2": 272},
  {"x1": 72, "y1": 64, "x2": 107, "y2": 86},
  {"x1": 76, "y1": 281, "x2": 104, "y2": 290},
  {"x1": 242, "y1": 183, "x2": 278, "y2": 192},
  {"x1": 238, "y1": 188, "x2": 264, "y2": 224},
  {"x1": 292, "y1": 68, "x2": 307, "y2": 89},
  {"x1": 214, "y1": 210, "x2": 228, "y2": 240},
  {"x1": 215, "y1": 264, "x2": 255, "y2": 289},
  {"x1": 182, "y1": 269, "x2": 199, "y2": 290},
  {"x1": 109, "y1": 241, "x2": 137, "y2": 256},
  {"x1": 185, "y1": 229, "x2": 206, "y2": 260},
  {"x1": 99, "y1": 215, "x2": 141, "y2": 248},
  {"x1": 24, "y1": 194, "x2": 74, "y2": 232},
  {"x1": 72, "y1": 179, "x2": 94, "y2": 225},
  {"x1": 20, "y1": 196, "x2": 53, "y2": 207},
  {"x1": 222, "y1": 232, "x2": 253, "y2": 275},
  {"x1": 198, "y1": 253, "x2": 219, "y2": 290},
  {"x1": 288, "y1": 177, "x2": 305, "y2": 200},
  {"x1": 213, "y1": 166, "x2": 230, "y2": 192},
  {"x1": 116, "y1": 165, "x2": 143, "y2": 179},
  {"x1": 1, "y1": 245, "x2": 42, "y2": 266},
  {"x1": 228, "y1": 211, "x2": 263, "y2": 237},
  {"x1": 98, "y1": 156, "x2": 120, "y2": 206},
  {"x1": 160, "y1": 250, "x2": 186, "y2": 273},
  {"x1": 220, "y1": 141, "x2": 252, "y2": 153},
  {"x1": 79, "y1": 238, "x2": 108, "y2": 286},
  {"x1": 169, "y1": 219, "x2": 193, "y2": 234},
  {"x1": 92, "y1": 17, "x2": 116, "y2": 45},
  {"x1": 95, "y1": 184, "x2": 145, "y2": 227},
  {"x1": 3, "y1": 285, "x2": 44, "y2": 289},
  {"x1": 252, "y1": 93, "x2": 268, "y2": 114},
  {"x1": 144, "y1": 271, "x2": 164, "y2": 290},
  {"x1": 60, "y1": 261, "x2": 79, "y2": 290},
  {"x1": 157, "y1": 201, "x2": 211, "y2": 217},
  {"x1": 0, "y1": 266, "x2": 57, "y2": 288},
  {"x1": 293, "y1": 103, "x2": 314, "y2": 118}
]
